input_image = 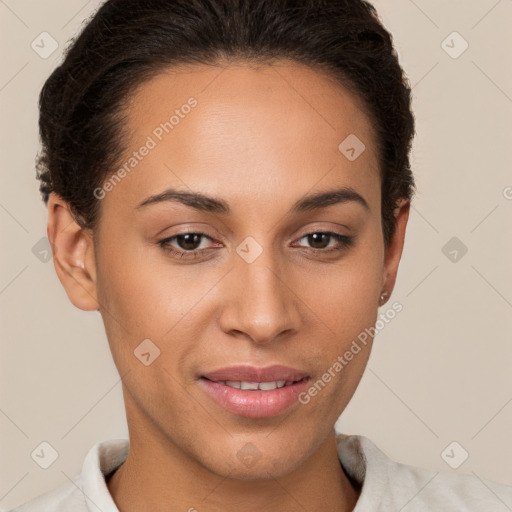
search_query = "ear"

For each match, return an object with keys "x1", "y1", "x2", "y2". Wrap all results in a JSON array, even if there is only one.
[
  {"x1": 47, "y1": 192, "x2": 99, "y2": 311},
  {"x1": 380, "y1": 198, "x2": 410, "y2": 305}
]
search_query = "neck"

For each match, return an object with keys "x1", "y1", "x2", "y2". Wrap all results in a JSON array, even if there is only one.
[{"x1": 107, "y1": 430, "x2": 360, "y2": 512}]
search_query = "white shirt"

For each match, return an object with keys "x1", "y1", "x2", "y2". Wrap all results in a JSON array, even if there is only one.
[{"x1": 9, "y1": 433, "x2": 512, "y2": 511}]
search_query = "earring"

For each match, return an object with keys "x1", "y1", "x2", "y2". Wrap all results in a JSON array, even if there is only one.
[{"x1": 379, "y1": 291, "x2": 389, "y2": 305}]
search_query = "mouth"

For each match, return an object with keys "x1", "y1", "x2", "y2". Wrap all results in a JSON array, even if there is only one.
[
  {"x1": 199, "y1": 365, "x2": 311, "y2": 418},
  {"x1": 203, "y1": 378, "x2": 307, "y2": 391}
]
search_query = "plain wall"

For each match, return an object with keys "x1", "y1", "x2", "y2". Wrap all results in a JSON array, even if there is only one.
[{"x1": 1, "y1": 0, "x2": 511, "y2": 509}]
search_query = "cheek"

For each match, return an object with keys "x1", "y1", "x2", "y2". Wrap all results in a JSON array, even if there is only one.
[
  {"x1": 94, "y1": 236, "x2": 170, "y2": 367},
  {"x1": 96, "y1": 237, "x2": 198, "y2": 330},
  {"x1": 295, "y1": 261, "x2": 382, "y2": 419},
  {"x1": 94, "y1": 235, "x2": 230, "y2": 377},
  {"x1": 301, "y1": 239, "x2": 383, "y2": 333},
  {"x1": 294, "y1": 232, "x2": 383, "y2": 403}
]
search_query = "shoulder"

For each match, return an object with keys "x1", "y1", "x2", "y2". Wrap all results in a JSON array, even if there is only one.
[
  {"x1": 7, "y1": 474, "x2": 85, "y2": 512},
  {"x1": 7, "y1": 438, "x2": 129, "y2": 512},
  {"x1": 336, "y1": 432, "x2": 512, "y2": 511}
]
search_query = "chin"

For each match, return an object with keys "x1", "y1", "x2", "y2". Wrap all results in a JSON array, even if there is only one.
[{"x1": 189, "y1": 432, "x2": 314, "y2": 481}]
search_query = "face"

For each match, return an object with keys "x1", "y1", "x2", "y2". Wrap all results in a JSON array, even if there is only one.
[{"x1": 49, "y1": 60, "x2": 408, "y2": 480}]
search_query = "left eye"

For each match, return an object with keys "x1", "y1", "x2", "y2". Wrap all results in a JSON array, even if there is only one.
[{"x1": 295, "y1": 232, "x2": 353, "y2": 251}]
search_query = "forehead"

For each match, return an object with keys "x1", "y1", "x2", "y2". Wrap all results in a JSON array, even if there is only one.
[
  {"x1": 105, "y1": 60, "x2": 380, "y2": 216},
  {"x1": 125, "y1": 59, "x2": 376, "y2": 151}
]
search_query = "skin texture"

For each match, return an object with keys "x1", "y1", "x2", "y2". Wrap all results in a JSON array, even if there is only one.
[{"x1": 47, "y1": 60, "x2": 409, "y2": 512}]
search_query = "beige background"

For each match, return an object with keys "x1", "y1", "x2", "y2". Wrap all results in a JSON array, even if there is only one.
[{"x1": 1, "y1": 0, "x2": 511, "y2": 509}]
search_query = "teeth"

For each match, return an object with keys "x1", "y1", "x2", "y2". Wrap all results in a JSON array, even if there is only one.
[
  {"x1": 223, "y1": 380, "x2": 289, "y2": 390},
  {"x1": 240, "y1": 381, "x2": 259, "y2": 390},
  {"x1": 259, "y1": 381, "x2": 278, "y2": 391}
]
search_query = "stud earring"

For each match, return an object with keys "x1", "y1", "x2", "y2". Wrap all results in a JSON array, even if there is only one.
[{"x1": 379, "y1": 291, "x2": 389, "y2": 305}]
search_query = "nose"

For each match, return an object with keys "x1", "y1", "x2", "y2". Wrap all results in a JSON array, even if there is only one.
[{"x1": 218, "y1": 254, "x2": 302, "y2": 345}]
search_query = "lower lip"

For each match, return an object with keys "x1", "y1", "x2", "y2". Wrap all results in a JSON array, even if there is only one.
[{"x1": 199, "y1": 378, "x2": 310, "y2": 418}]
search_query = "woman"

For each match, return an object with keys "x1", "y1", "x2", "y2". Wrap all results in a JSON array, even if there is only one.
[{"x1": 10, "y1": 0, "x2": 511, "y2": 510}]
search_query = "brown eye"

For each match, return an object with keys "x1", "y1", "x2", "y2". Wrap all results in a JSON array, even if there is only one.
[
  {"x1": 306, "y1": 233, "x2": 331, "y2": 249},
  {"x1": 158, "y1": 232, "x2": 216, "y2": 259},
  {"x1": 174, "y1": 233, "x2": 204, "y2": 251},
  {"x1": 295, "y1": 232, "x2": 354, "y2": 252}
]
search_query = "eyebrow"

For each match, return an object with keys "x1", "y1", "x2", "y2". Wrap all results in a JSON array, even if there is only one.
[{"x1": 136, "y1": 186, "x2": 370, "y2": 214}]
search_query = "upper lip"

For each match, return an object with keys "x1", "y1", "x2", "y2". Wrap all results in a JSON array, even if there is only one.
[{"x1": 201, "y1": 365, "x2": 310, "y2": 383}]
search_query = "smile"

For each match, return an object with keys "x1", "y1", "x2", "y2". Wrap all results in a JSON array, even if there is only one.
[
  {"x1": 221, "y1": 380, "x2": 291, "y2": 390},
  {"x1": 199, "y1": 365, "x2": 311, "y2": 418}
]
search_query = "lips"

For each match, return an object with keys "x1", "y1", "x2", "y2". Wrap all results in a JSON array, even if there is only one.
[
  {"x1": 201, "y1": 364, "x2": 309, "y2": 383},
  {"x1": 199, "y1": 365, "x2": 311, "y2": 418}
]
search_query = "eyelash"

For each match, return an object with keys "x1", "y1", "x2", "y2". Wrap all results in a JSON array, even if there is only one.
[{"x1": 157, "y1": 231, "x2": 354, "y2": 260}]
